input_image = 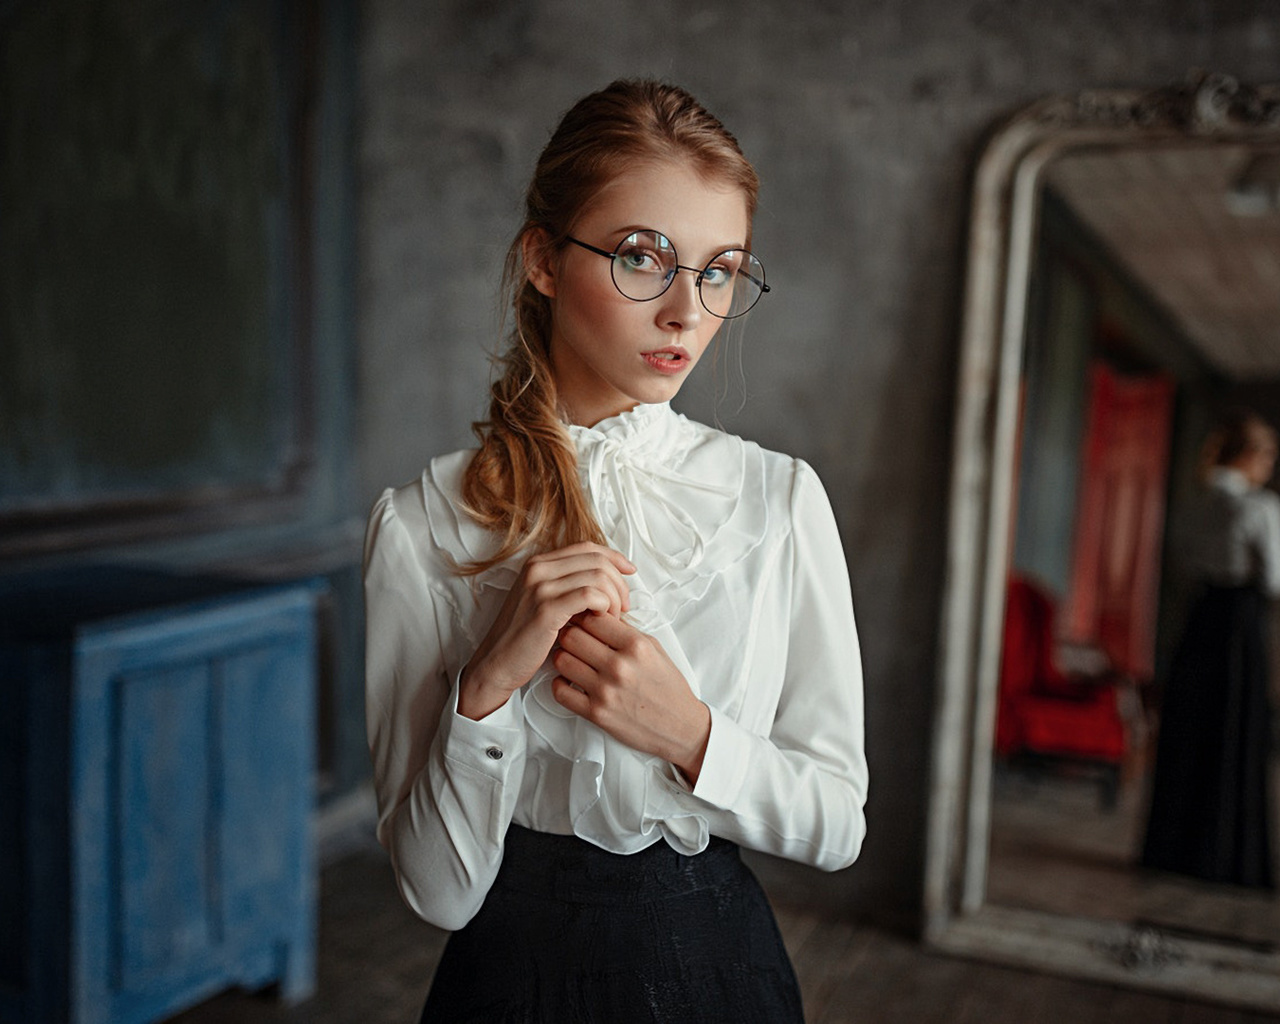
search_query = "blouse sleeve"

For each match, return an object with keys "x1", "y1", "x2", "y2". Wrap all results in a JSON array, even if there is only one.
[
  {"x1": 689, "y1": 460, "x2": 868, "y2": 871},
  {"x1": 1250, "y1": 488, "x2": 1280, "y2": 598},
  {"x1": 363, "y1": 486, "x2": 528, "y2": 930}
]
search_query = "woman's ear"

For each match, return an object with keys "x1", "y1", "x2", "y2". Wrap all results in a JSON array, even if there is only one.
[{"x1": 523, "y1": 228, "x2": 557, "y2": 298}]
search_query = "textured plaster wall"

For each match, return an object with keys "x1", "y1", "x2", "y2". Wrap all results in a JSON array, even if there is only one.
[{"x1": 355, "y1": 0, "x2": 1280, "y2": 928}]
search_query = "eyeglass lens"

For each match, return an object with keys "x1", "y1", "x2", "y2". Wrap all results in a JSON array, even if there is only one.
[{"x1": 610, "y1": 230, "x2": 766, "y2": 319}]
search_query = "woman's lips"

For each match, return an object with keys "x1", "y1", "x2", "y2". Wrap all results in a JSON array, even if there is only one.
[{"x1": 642, "y1": 348, "x2": 690, "y2": 374}]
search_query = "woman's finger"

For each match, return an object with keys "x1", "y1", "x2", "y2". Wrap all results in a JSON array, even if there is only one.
[
  {"x1": 551, "y1": 676, "x2": 592, "y2": 717},
  {"x1": 559, "y1": 543, "x2": 636, "y2": 574},
  {"x1": 557, "y1": 619, "x2": 616, "y2": 666},
  {"x1": 529, "y1": 544, "x2": 636, "y2": 576},
  {"x1": 570, "y1": 608, "x2": 635, "y2": 648},
  {"x1": 551, "y1": 645, "x2": 598, "y2": 688},
  {"x1": 525, "y1": 557, "x2": 632, "y2": 616},
  {"x1": 532, "y1": 573, "x2": 629, "y2": 620},
  {"x1": 550, "y1": 675, "x2": 588, "y2": 716}
]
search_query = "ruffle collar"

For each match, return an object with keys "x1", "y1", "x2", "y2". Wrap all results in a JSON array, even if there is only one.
[
  {"x1": 422, "y1": 402, "x2": 768, "y2": 629},
  {"x1": 565, "y1": 400, "x2": 673, "y2": 453},
  {"x1": 1209, "y1": 466, "x2": 1253, "y2": 495}
]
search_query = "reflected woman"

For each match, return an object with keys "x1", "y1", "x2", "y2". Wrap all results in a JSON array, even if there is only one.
[{"x1": 1142, "y1": 408, "x2": 1278, "y2": 889}]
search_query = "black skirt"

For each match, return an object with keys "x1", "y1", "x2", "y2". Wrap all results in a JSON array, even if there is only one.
[
  {"x1": 1141, "y1": 584, "x2": 1275, "y2": 888},
  {"x1": 420, "y1": 824, "x2": 804, "y2": 1023}
]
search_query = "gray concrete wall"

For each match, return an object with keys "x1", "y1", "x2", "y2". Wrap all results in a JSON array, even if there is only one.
[{"x1": 354, "y1": 0, "x2": 1280, "y2": 928}]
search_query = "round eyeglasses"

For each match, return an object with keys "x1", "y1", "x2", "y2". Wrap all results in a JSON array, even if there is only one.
[{"x1": 566, "y1": 230, "x2": 769, "y2": 319}]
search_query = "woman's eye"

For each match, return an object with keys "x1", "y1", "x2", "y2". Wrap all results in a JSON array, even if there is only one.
[
  {"x1": 701, "y1": 265, "x2": 733, "y2": 287},
  {"x1": 617, "y1": 249, "x2": 661, "y2": 273}
]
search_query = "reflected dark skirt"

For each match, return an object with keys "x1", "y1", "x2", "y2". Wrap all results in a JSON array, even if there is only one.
[
  {"x1": 420, "y1": 824, "x2": 804, "y2": 1023},
  {"x1": 1141, "y1": 584, "x2": 1275, "y2": 889}
]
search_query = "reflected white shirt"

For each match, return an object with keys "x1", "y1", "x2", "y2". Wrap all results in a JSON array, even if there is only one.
[
  {"x1": 1184, "y1": 467, "x2": 1280, "y2": 597},
  {"x1": 363, "y1": 402, "x2": 868, "y2": 930}
]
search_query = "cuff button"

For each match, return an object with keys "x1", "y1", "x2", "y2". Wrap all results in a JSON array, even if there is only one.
[{"x1": 485, "y1": 745, "x2": 504, "y2": 761}]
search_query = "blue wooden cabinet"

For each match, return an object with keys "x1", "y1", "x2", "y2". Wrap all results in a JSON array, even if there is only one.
[{"x1": 0, "y1": 570, "x2": 321, "y2": 1024}]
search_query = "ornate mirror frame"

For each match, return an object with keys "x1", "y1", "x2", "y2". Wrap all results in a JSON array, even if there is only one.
[{"x1": 925, "y1": 74, "x2": 1280, "y2": 1010}]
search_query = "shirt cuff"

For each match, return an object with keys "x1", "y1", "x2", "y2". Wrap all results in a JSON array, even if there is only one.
[
  {"x1": 689, "y1": 704, "x2": 752, "y2": 809},
  {"x1": 437, "y1": 673, "x2": 526, "y2": 781}
]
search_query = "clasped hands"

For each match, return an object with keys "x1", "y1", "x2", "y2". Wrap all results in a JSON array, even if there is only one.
[{"x1": 458, "y1": 542, "x2": 711, "y2": 785}]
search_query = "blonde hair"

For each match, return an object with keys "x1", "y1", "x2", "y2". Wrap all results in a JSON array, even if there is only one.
[{"x1": 458, "y1": 80, "x2": 759, "y2": 573}]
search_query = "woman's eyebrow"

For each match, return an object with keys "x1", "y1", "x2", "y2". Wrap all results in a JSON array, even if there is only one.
[{"x1": 604, "y1": 225, "x2": 748, "y2": 257}]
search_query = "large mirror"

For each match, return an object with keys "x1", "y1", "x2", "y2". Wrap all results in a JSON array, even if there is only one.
[{"x1": 926, "y1": 74, "x2": 1280, "y2": 1010}]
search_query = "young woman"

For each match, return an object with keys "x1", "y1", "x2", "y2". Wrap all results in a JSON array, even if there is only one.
[
  {"x1": 364, "y1": 79, "x2": 868, "y2": 1021},
  {"x1": 1141, "y1": 409, "x2": 1277, "y2": 889}
]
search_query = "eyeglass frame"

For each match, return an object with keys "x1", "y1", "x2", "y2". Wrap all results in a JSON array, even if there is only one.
[{"x1": 564, "y1": 231, "x2": 770, "y2": 319}]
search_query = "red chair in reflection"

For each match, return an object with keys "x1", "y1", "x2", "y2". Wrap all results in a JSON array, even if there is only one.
[{"x1": 995, "y1": 574, "x2": 1127, "y2": 807}]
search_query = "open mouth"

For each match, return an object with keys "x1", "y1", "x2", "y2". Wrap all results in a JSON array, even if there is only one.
[{"x1": 642, "y1": 349, "x2": 689, "y2": 373}]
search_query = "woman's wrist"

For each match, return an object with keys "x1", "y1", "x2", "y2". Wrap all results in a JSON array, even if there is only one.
[
  {"x1": 672, "y1": 701, "x2": 712, "y2": 788},
  {"x1": 457, "y1": 661, "x2": 514, "y2": 721}
]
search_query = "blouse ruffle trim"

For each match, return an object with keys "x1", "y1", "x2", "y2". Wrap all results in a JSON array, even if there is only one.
[{"x1": 420, "y1": 402, "x2": 772, "y2": 854}]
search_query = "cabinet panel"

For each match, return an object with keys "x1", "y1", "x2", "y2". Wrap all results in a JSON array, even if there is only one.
[
  {"x1": 220, "y1": 642, "x2": 316, "y2": 997},
  {"x1": 115, "y1": 662, "x2": 218, "y2": 994}
]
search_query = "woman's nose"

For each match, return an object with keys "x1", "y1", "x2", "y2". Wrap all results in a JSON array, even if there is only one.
[{"x1": 655, "y1": 269, "x2": 703, "y2": 331}]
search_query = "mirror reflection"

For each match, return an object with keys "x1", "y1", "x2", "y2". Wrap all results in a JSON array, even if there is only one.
[{"x1": 987, "y1": 142, "x2": 1280, "y2": 949}]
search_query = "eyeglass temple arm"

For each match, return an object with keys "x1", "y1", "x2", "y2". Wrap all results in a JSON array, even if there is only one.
[{"x1": 566, "y1": 237, "x2": 615, "y2": 259}]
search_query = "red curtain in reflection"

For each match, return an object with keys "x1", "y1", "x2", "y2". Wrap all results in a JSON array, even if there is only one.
[{"x1": 1061, "y1": 362, "x2": 1175, "y2": 680}]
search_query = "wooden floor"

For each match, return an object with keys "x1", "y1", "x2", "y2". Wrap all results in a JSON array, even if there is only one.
[
  {"x1": 988, "y1": 759, "x2": 1280, "y2": 948},
  {"x1": 166, "y1": 837, "x2": 1280, "y2": 1024}
]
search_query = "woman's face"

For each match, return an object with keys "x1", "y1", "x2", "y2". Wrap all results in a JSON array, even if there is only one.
[
  {"x1": 528, "y1": 158, "x2": 751, "y2": 427},
  {"x1": 1244, "y1": 428, "x2": 1279, "y2": 486}
]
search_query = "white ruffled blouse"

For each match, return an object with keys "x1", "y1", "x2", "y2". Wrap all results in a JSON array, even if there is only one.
[
  {"x1": 363, "y1": 402, "x2": 868, "y2": 930},
  {"x1": 1185, "y1": 467, "x2": 1280, "y2": 597}
]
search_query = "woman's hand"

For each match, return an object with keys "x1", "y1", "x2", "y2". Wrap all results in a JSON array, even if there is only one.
[
  {"x1": 550, "y1": 613, "x2": 712, "y2": 786},
  {"x1": 458, "y1": 543, "x2": 636, "y2": 720}
]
